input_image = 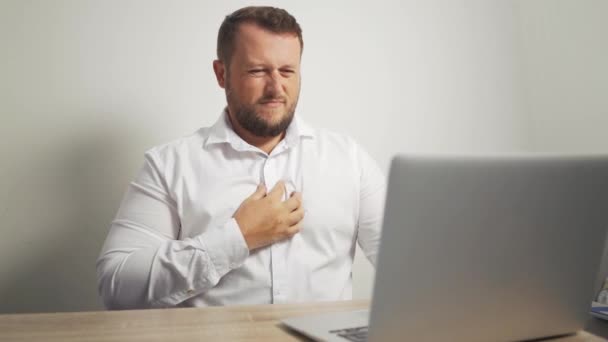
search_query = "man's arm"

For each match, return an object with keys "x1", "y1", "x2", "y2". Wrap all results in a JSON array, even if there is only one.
[
  {"x1": 355, "y1": 146, "x2": 387, "y2": 266},
  {"x1": 96, "y1": 151, "x2": 250, "y2": 309}
]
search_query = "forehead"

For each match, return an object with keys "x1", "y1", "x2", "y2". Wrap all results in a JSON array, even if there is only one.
[{"x1": 232, "y1": 22, "x2": 301, "y2": 65}]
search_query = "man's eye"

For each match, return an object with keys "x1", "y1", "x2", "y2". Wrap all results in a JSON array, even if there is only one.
[{"x1": 248, "y1": 69, "x2": 264, "y2": 75}]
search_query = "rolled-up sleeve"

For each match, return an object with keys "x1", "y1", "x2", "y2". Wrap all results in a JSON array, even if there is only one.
[
  {"x1": 355, "y1": 146, "x2": 387, "y2": 266},
  {"x1": 96, "y1": 150, "x2": 249, "y2": 310}
]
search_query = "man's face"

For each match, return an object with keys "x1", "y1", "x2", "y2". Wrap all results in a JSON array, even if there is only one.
[{"x1": 217, "y1": 23, "x2": 302, "y2": 137}]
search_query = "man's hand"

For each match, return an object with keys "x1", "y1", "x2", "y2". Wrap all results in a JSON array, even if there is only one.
[{"x1": 234, "y1": 181, "x2": 304, "y2": 250}]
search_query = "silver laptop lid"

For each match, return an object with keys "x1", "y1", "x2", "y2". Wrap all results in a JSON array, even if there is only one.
[{"x1": 368, "y1": 154, "x2": 608, "y2": 342}]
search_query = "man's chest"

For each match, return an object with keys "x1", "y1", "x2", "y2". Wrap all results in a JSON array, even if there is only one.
[{"x1": 171, "y1": 150, "x2": 361, "y2": 244}]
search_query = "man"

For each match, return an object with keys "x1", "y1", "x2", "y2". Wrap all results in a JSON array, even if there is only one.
[{"x1": 97, "y1": 6, "x2": 385, "y2": 309}]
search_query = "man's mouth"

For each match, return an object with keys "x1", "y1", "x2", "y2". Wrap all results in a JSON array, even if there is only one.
[{"x1": 259, "y1": 99, "x2": 286, "y2": 107}]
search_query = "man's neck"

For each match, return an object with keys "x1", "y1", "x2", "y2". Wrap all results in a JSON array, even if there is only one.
[{"x1": 226, "y1": 111, "x2": 285, "y2": 155}]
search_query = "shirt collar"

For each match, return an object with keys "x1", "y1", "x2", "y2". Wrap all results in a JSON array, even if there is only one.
[{"x1": 203, "y1": 109, "x2": 314, "y2": 151}]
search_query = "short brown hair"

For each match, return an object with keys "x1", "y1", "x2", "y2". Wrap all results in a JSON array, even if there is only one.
[{"x1": 217, "y1": 6, "x2": 303, "y2": 65}]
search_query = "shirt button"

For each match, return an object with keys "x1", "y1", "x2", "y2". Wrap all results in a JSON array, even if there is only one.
[{"x1": 187, "y1": 288, "x2": 194, "y2": 294}]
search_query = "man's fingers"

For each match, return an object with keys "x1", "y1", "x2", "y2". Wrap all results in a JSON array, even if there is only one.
[
  {"x1": 285, "y1": 222, "x2": 302, "y2": 237},
  {"x1": 249, "y1": 184, "x2": 267, "y2": 200},
  {"x1": 286, "y1": 206, "x2": 305, "y2": 226},
  {"x1": 267, "y1": 180, "x2": 286, "y2": 201},
  {"x1": 285, "y1": 192, "x2": 302, "y2": 211}
]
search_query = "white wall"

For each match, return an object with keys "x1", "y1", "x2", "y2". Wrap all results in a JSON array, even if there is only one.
[
  {"x1": 517, "y1": 0, "x2": 608, "y2": 153},
  {"x1": 0, "y1": 0, "x2": 530, "y2": 313}
]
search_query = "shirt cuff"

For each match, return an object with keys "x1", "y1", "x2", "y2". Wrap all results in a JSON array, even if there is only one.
[{"x1": 196, "y1": 218, "x2": 249, "y2": 278}]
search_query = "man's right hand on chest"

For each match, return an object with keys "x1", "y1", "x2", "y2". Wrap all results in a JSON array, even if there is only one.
[{"x1": 233, "y1": 181, "x2": 304, "y2": 250}]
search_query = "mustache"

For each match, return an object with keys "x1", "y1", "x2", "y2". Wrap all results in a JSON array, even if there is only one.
[{"x1": 258, "y1": 96, "x2": 287, "y2": 104}]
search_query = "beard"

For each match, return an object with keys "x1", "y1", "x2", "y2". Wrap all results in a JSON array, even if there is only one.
[{"x1": 226, "y1": 84, "x2": 298, "y2": 138}]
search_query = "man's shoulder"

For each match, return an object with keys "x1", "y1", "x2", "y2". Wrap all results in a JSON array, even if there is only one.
[
  {"x1": 311, "y1": 126, "x2": 362, "y2": 153},
  {"x1": 143, "y1": 127, "x2": 209, "y2": 161}
]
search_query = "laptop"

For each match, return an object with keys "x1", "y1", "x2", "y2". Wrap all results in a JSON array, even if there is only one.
[{"x1": 282, "y1": 154, "x2": 608, "y2": 341}]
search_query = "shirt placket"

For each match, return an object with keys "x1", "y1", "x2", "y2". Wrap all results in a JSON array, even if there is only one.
[{"x1": 263, "y1": 151, "x2": 289, "y2": 304}]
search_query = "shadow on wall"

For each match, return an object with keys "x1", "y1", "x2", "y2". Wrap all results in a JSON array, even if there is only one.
[{"x1": 0, "y1": 114, "x2": 143, "y2": 313}]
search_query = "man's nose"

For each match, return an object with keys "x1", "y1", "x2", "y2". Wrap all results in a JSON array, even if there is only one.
[{"x1": 265, "y1": 71, "x2": 284, "y2": 96}]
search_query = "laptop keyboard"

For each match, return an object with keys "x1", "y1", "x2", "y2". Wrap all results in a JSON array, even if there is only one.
[{"x1": 329, "y1": 326, "x2": 368, "y2": 342}]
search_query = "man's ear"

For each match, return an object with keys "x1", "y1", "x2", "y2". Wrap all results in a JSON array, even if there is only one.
[{"x1": 213, "y1": 60, "x2": 226, "y2": 89}]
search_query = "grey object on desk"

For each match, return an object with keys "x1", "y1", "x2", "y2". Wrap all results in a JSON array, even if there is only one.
[{"x1": 369, "y1": 154, "x2": 608, "y2": 341}]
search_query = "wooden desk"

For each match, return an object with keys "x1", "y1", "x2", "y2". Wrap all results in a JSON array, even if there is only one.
[{"x1": 0, "y1": 300, "x2": 604, "y2": 341}]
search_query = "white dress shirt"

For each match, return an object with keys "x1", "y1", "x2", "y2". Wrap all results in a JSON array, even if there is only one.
[{"x1": 96, "y1": 111, "x2": 386, "y2": 309}]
